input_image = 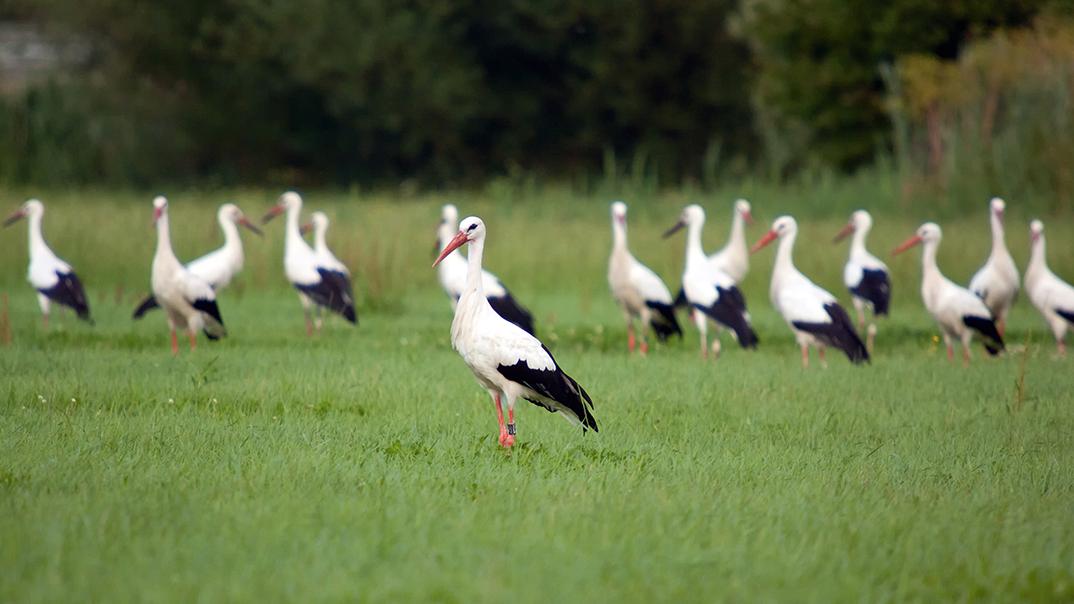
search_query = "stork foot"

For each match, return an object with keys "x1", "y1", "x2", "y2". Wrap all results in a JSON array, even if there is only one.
[{"x1": 639, "y1": 341, "x2": 649, "y2": 356}]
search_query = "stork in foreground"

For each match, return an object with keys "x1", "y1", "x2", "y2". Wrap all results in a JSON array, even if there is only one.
[
  {"x1": 148, "y1": 196, "x2": 227, "y2": 354},
  {"x1": 435, "y1": 204, "x2": 535, "y2": 335},
  {"x1": 893, "y1": 223, "x2": 1005, "y2": 364},
  {"x1": 3, "y1": 199, "x2": 92, "y2": 328},
  {"x1": 752, "y1": 216, "x2": 868, "y2": 367},
  {"x1": 133, "y1": 203, "x2": 261, "y2": 318},
  {"x1": 665, "y1": 204, "x2": 758, "y2": 359},
  {"x1": 708, "y1": 198, "x2": 754, "y2": 283},
  {"x1": 1025, "y1": 220, "x2": 1074, "y2": 355},
  {"x1": 262, "y1": 192, "x2": 357, "y2": 334},
  {"x1": 969, "y1": 198, "x2": 1019, "y2": 336},
  {"x1": 608, "y1": 201, "x2": 681, "y2": 353},
  {"x1": 833, "y1": 209, "x2": 890, "y2": 353},
  {"x1": 434, "y1": 216, "x2": 598, "y2": 448}
]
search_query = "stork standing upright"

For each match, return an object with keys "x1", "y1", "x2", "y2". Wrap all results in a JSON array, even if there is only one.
[
  {"x1": 664, "y1": 204, "x2": 758, "y2": 358},
  {"x1": 752, "y1": 216, "x2": 868, "y2": 367},
  {"x1": 435, "y1": 204, "x2": 535, "y2": 335},
  {"x1": 1024, "y1": 219, "x2": 1074, "y2": 355},
  {"x1": 148, "y1": 196, "x2": 227, "y2": 354},
  {"x1": 833, "y1": 209, "x2": 890, "y2": 353},
  {"x1": 607, "y1": 201, "x2": 681, "y2": 354},
  {"x1": 262, "y1": 192, "x2": 357, "y2": 334},
  {"x1": 434, "y1": 216, "x2": 597, "y2": 448},
  {"x1": 893, "y1": 222, "x2": 1005, "y2": 364},
  {"x1": 133, "y1": 203, "x2": 261, "y2": 318},
  {"x1": 301, "y1": 210, "x2": 357, "y2": 330},
  {"x1": 708, "y1": 198, "x2": 754, "y2": 283},
  {"x1": 969, "y1": 197, "x2": 1020, "y2": 336},
  {"x1": 3, "y1": 199, "x2": 92, "y2": 328}
]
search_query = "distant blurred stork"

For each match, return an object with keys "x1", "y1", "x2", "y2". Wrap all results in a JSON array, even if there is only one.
[
  {"x1": 833, "y1": 209, "x2": 890, "y2": 352},
  {"x1": 708, "y1": 198, "x2": 753, "y2": 283},
  {"x1": 1025, "y1": 219, "x2": 1074, "y2": 355},
  {"x1": 969, "y1": 198, "x2": 1019, "y2": 336}
]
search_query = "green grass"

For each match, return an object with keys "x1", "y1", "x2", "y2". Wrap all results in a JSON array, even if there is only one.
[{"x1": 1, "y1": 190, "x2": 1073, "y2": 602}]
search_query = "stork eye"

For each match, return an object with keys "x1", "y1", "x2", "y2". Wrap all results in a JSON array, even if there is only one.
[{"x1": 466, "y1": 224, "x2": 477, "y2": 232}]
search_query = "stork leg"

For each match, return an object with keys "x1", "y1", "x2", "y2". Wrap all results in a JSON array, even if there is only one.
[
  {"x1": 37, "y1": 294, "x2": 50, "y2": 330},
  {"x1": 170, "y1": 329, "x2": 179, "y2": 356},
  {"x1": 1058, "y1": 340, "x2": 1067, "y2": 357},
  {"x1": 627, "y1": 324, "x2": 636, "y2": 353},
  {"x1": 943, "y1": 334, "x2": 954, "y2": 363},
  {"x1": 692, "y1": 309, "x2": 708, "y2": 359},
  {"x1": 817, "y1": 345, "x2": 828, "y2": 369},
  {"x1": 42, "y1": 313, "x2": 49, "y2": 330},
  {"x1": 188, "y1": 330, "x2": 197, "y2": 352},
  {"x1": 852, "y1": 297, "x2": 866, "y2": 333},
  {"x1": 504, "y1": 403, "x2": 516, "y2": 448},
  {"x1": 492, "y1": 392, "x2": 509, "y2": 447},
  {"x1": 997, "y1": 316, "x2": 1007, "y2": 339},
  {"x1": 298, "y1": 294, "x2": 314, "y2": 336},
  {"x1": 866, "y1": 323, "x2": 877, "y2": 355},
  {"x1": 800, "y1": 344, "x2": 809, "y2": 369}
]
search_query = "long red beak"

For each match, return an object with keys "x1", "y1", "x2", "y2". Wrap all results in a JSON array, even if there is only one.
[
  {"x1": 261, "y1": 204, "x2": 285, "y2": 224},
  {"x1": 433, "y1": 231, "x2": 468, "y2": 267},
  {"x1": 2, "y1": 209, "x2": 25, "y2": 227},
  {"x1": 833, "y1": 223, "x2": 854, "y2": 243},
  {"x1": 238, "y1": 216, "x2": 263, "y2": 236},
  {"x1": 152, "y1": 207, "x2": 163, "y2": 224},
  {"x1": 892, "y1": 234, "x2": 923, "y2": 256},
  {"x1": 750, "y1": 230, "x2": 778, "y2": 254},
  {"x1": 742, "y1": 210, "x2": 754, "y2": 225}
]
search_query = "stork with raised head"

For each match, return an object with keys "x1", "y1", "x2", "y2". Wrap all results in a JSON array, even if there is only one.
[
  {"x1": 833, "y1": 209, "x2": 890, "y2": 352},
  {"x1": 969, "y1": 197, "x2": 1020, "y2": 336},
  {"x1": 752, "y1": 216, "x2": 868, "y2": 367},
  {"x1": 434, "y1": 216, "x2": 598, "y2": 448},
  {"x1": 893, "y1": 223, "x2": 1005, "y2": 364},
  {"x1": 262, "y1": 192, "x2": 357, "y2": 334},
  {"x1": 3, "y1": 199, "x2": 92, "y2": 328},
  {"x1": 608, "y1": 201, "x2": 681, "y2": 354},
  {"x1": 133, "y1": 203, "x2": 261, "y2": 318},
  {"x1": 435, "y1": 203, "x2": 535, "y2": 335},
  {"x1": 148, "y1": 196, "x2": 227, "y2": 354},
  {"x1": 303, "y1": 211, "x2": 350, "y2": 276},
  {"x1": 708, "y1": 198, "x2": 753, "y2": 283},
  {"x1": 665, "y1": 204, "x2": 758, "y2": 359},
  {"x1": 1024, "y1": 220, "x2": 1074, "y2": 355}
]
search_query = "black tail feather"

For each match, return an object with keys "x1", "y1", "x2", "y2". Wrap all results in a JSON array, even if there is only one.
[
  {"x1": 962, "y1": 315, "x2": 1005, "y2": 355},
  {"x1": 497, "y1": 346, "x2": 598, "y2": 433},
  {"x1": 792, "y1": 303, "x2": 869, "y2": 364},
  {"x1": 191, "y1": 298, "x2": 227, "y2": 338},
  {"x1": 488, "y1": 291, "x2": 536, "y2": 335},
  {"x1": 645, "y1": 300, "x2": 682, "y2": 341},
  {"x1": 1057, "y1": 308, "x2": 1074, "y2": 324},
  {"x1": 297, "y1": 269, "x2": 357, "y2": 324},
  {"x1": 39, "y1": 271, "x2": 92, "y2": 324},
  {"x1": 850, "y1": 269, "x2": 891, "y2": 317},
  {"x1": 696, "y1": 285, "x2": 758, "y2": 349},
  {"x1": 132, "y1": 294, "x2": 159, "y2": 319},
  {"x1": 673, "y1": 287, "x2": 688, "y2": 309}
]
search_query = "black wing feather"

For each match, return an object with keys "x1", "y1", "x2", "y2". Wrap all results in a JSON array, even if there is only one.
[
  {"x1": 850, "y1": 268, "x2": 891, "y2": 316},
  {"x1": 38, "y1": 270, "x2": 92, "y2": 323},
  {"x1": 131, "y1": 294, "x2": 160, "y2": 319},
  {"x1": 673, "y1": 287, "x2": 688, "y2": 309},
  {"x1": 487, "y1": 290, "x2": 535, "y2": 335},
  {"x1": 962, "y1": 315, "x2": 1005, "y2": 356},
  {"x1": 1057, "y1": 308, "x2": 1074, "y2": 324},
  {"x1": 497, "y1": 345, "x2": 598, "y2": 432},
  {"x1": 791, "y1": 303, "x2": 869, "y2": 364},
  {"x1": 295, "y1": 269, "x2": 357, "y2": 324},
  {"x1": 192, "y1": 298, "x2": 226, "y2": 340},
  {"x1": 694, "y1": 285, "x2": 758, "y2": 348},
  {"x1": 645, "y1": 300, "x2": 682, "y2": 341}
]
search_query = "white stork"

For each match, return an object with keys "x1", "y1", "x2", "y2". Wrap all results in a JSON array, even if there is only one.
[
  {"x1": 133, "y1": 203, "x2": 261, "y2": 319},
  {"x1": 893, "y1": 222, "x2": 1005, "y2": 364},
  {"x1": 833, "y1": 209, "x2": 890, "y2": 352},
  {"x1": 433, "y1": 216, "x2": 598, "y2": 448},
  {"x1": 607, "y1": 201, "x2": 681, "y2": 354},
  {"x1": 435, "y1": 203, "x2": 535, "y2": 335},
  {"x1": 969, "y1": 197, "x2": 1020, "y2": 336},
  {"x1": 3, "y1": 198, "x2": 92, "y2": 328},
  {"x1": 664, "y1": 204, "x2": 758, "y2": 358},
  {"x1": 1025, "y1": 219, "x2": 1074, "y2": 355},
  {"x1": 708, "y1": 198, "x2": 754, "y2": 283},
  {"x1": 148, "y1": 196, "x2": 227, "y2": 354},
  {"x1": 262, "y1": 192, "x2": 357, "y2": 334},
  {"x1": 752, "y1": 216, "x2": 868, "y2": 368}
]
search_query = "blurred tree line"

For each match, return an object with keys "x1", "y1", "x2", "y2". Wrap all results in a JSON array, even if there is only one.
[{"x1": 0, "y1": 0, "x2": 1071, "y2": 189}]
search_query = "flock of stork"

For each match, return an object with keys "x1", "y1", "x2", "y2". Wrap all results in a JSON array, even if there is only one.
[{"x1": 4, "y1": 192, "x2": 1073, "y2": 446}]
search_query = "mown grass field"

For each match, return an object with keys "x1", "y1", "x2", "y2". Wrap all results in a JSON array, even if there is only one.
[{"x1": 2, "y1": 189, "x2": 1073, "y2": 602}]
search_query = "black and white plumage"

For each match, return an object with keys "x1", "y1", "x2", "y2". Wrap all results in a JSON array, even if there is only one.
[
  {"x1": 752, "y1": 216, "x2": 868, "y2": 367},
  {"x1": 665, "y1": 204, "x2": 757, "y2": 359},
  {"x1": 834, "y1": 209, "x2": 890, "y2": 352},
  {"x1": 969, "y1": 198, "x2": 1020, "y2": 337},
  {"x1": 433, "y1": 216, "x2": 597, "y2": 448},
  {"x1": 436, "y1": 204, "x2": 535, "y2": 335},
  {"x1": 133, "y1": 203, "x2": 261, "y2": 319},
  {"x1": 608, "y1": 201, "x2": 681, "y2": 353},
  {"x1": 3, "y1": 199, "x2": 92, "y2": 327},
  {"x1": 147, "y1": 196, "x2": 227, "y2": 354},
  {"x1": 1025, "y1": 220, "x2": 1074, "y2": 355},
  {"x1": 262, "y1": 192, "x2": 357, "y2": 334},
  {"x1": 893, "y1": 222, "x2": 1005, "y2": 363}
]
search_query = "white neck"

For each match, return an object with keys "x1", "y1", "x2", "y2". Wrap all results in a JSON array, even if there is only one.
[
  {"x1": 774, "y1": 230, "x2": 797, "y2": 278},
  {"x1": 612, "y1": 219, "x2": 627, "y2": 250},
  {"x1": 726, "y1": 212, "x2": 746, "y2": 254},
  {"x1": 219, "y1": 215, "x2": 242, "y2": 255},
  {"x1": 990, "y1": 213, "x2": 1007, "y2": 256},
  {"x1": 464, "y1": 236, "x2": 485, "y2": 298},
  {"x1": 314, "y1": 225, "x2": 328, "y2": 254},
  {"x1": 850, "y1": 224, "x2": 870, "y2": 258},
  {"x1": 154, "y1": 212, "x2": 181, "y2": 267},
  {"x1": 921, "y1": 239, "x2": 942, "y2": 281},
  {"x1": 285, "y1": 203, "x2": 307, "y2": 253},
  {"x1": 1028, "y1": 235, "x2": 1047, "y2": 273},
  {"x1": 26, "y1": 212, "x2": 50, "y2": 260},
  {"x1": 685, "y1": 221, "x2": 706, "y2": 268}
]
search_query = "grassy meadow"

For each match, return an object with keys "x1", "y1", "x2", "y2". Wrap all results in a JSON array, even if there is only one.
[{"x1": 1, "y1": 187, "x2": 1073, "y2": 602}]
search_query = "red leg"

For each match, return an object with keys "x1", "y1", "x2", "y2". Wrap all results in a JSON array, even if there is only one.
[
  {"x1": 1059, "y1": 340, "x2": 1067, "y2": 357},
  {"x1": 494, "y1": 394, "x2": 508, "y2": 447},
  {"x1": 962, "y1": 345, "x2": 971, "y2": 367},
  {"x1": 305, "y1": 313, "x2": 314, "y2": 337},
  {"x1": 170, "y1": 329, "x2": 179, "y2": 355},
  {"x1": 946, "y1": 343, "x2": 954, "y2": 362},
  {"x1": 188, "y1": 331, "x2": 197, "y2": 351},
  {"x1": 42, "y1": 314, "x2": 49, "y2": 330},
  {"x1": 997, "y1": 318, "x2": 1006, "y2": 339},
  {"x1": 504, "y1": 407, "x2": 516, "y2": 448},
  {"x1": 627, "y1": 326, "x2": 636, "y2": 352},
  {"x1": 817, "y1": 346, "x2": 827, "y2": 368},
  {"x1": 800, "y1": 344, "x2": 809, "y2": 369},
  {"x1": 640, "y1": 340, "x2": 649, "y2": 355}
]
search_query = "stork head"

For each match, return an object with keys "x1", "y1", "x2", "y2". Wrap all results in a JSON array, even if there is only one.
[
  {"x1": 433, "y1": 216, "x2": 484, "y2": 267},
  {"x1": 152, "y1": 196, "x2": 168, "y2": 224},
  {"x1": 663, "y1": 204, "x2": 704, "y2": 238},
  {"x1": 833, "y1": 209, "x2": 872, "y2": 243},
  {"x1": 3, "y1": 198, "x2": 43, "y2": 227},
  {"x1": 441, "y1": 203, "x2": 458, "y2": 225},
  {"x1": 751, "y1": 215, "x2": 796, "y2": 253},
  {"x1": 893, "y1": 222, "x2": 941, "y2": 255},
  {"x1": 734, "y1": 198, "x2": 753, "y2": 224},
  {"x1": 301, "y1": 211, "x2": 328, "y2": 235},
  {"x1": 262, "y1": 191, "x2": 302, "y2": 224},
  {"x1": 221, "y1": 203, "x2": 262, "y2": 236},
  {"x1": 991, "y1": 197, "x2": 1006, "y2": 220},
  {"x1": 1030, "y1": 219, "x2": 1044, "y2": 243},
  {"x1": 610, "y1": 201, "x2": 627, "y2": 227}
]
